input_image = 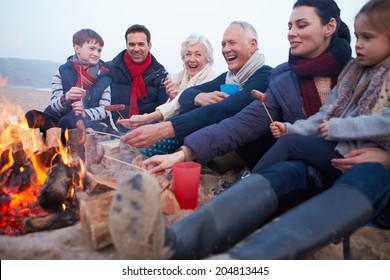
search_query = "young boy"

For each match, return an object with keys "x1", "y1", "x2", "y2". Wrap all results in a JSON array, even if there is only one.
[{"x1": 25, "y1": 28, "x2": 112, "y2": 138}]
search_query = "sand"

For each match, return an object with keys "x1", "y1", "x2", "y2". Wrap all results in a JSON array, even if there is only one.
[{"x1": 0, "y1": 86, "x2": 50, "y2": 116}]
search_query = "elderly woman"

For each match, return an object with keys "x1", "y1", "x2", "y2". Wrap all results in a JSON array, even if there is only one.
[{"x1": 118, "y1": 34, "x2": 216, "y2": 129}]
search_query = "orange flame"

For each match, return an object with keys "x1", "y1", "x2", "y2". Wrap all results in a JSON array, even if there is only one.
[{"x1": 1, "y1": 107, "x2": 86, "y2": 235}]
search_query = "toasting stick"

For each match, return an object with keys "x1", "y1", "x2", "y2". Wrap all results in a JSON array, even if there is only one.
[{"x1": 251, "y1": 89, "x2": 274, "y2": 123}]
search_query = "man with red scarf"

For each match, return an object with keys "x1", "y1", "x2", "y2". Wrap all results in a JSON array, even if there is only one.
[{"x1": 107, "y1": 24, "x2": 168, "y2": 132}]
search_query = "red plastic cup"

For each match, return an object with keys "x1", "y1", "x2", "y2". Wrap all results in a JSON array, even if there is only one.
[{"x1": 172, "y1": 162, "x2": 201, "y2": 210}]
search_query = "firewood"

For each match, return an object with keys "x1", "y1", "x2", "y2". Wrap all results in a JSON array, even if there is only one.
[
  {"x1": 85, "y1": 172, "x2": 118, "y2": 193},
  {"x1": 18, "y1": 128, "x2": 44, "y2": 153},
  {"x1": 38, "y1": 162, "x2": 73, "y2": 212},
  {"x1": 79, "y1": 191, "x2": 114, "y2": 250},
  {"x1": 22, "y1": 207, "x2": 79, "y2": 234},
  {"x1": 45, "y1": 127, "x2": 62, "y2": 148},
  {"x1": 160, "y1": 189, "x2": 180, "y2": 215}
]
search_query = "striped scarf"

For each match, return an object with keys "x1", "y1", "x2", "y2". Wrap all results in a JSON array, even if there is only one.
[{"x1": 71, "y1": 55, "x2": 99, "y2": 90}]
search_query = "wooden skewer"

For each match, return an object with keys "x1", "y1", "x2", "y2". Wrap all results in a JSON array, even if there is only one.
[
  {"x1": 88, "y1": 131, "x2": 121, "y2": 139},
  {"x1": 79, "y1": 65, "x2": 84, "y2": 89},
  {"x1": 116, "y1": 110, "x2": 124, "y2": 119},
  {"x1": 103, "y1": 155, "x2": 147, "y2": 171},
  {"x1": 261, "y1": 102, "x2": 274, "y2": 123}
]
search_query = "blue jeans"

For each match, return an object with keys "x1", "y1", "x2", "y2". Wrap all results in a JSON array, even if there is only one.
[
  {"x1": 253, "y1": 134, "x2": 342, "y2": 177},
  {"x1": 258, "y1": 160, "x2": 390, "y2": 218}
]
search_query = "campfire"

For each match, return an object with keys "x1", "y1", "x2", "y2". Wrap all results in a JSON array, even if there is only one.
[{"x1": 0, "y1": 111, "x2": 85, "y2": 235}]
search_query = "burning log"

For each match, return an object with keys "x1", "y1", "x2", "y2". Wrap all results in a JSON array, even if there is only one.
[
  {"x1": 38, "y1": 162, "x2": 73, "y2": 212},
  {"x1": 22, "y1": 206, "x2": 79, "y2": 234},
  {"x1": 0, "y1": 149, "x2": 35, "y2": 194}
]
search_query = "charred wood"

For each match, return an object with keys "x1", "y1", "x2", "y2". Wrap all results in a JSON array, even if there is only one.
[
  {"x1": 22, "y1": 207, "x2": 79, "y2": 234},
  {"x1": 38, "y1": 162, "x2": 73, "y2": 212}
]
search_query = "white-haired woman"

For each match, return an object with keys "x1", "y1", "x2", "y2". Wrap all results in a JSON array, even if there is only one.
[{"x1": 118, "y1": 33, "x2": 216, "y2": 129}]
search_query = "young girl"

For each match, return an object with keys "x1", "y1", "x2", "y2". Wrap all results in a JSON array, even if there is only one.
[
  {"x1": 254, "y1": 0, "x2": 390, "y2": 179},
  {"x1": 25, "y1": 28, "x2": 112, "y2": 138}
]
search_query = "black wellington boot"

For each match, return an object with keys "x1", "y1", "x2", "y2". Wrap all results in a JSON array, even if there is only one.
[
  {"x1": 109, "y1": 172, "x2": 278, "y2": 259},
  {"x1": 213, "y1": 184, "x2": 373, "y2": 259}
]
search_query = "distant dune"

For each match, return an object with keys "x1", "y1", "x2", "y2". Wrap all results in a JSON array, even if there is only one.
[{"x1": 0, "y1": 57, "x2": 60, "y2": 89}]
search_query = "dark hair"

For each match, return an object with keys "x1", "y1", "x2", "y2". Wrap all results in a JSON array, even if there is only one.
[
  {"x1": 73, "y1": 29, "x2": 104, "y2": 47},
  {"x1": 293, "y1": 0, "x2": 351, "y2": 43},
  {"x1": 125, "y1": 24, "x2": 151, "y2": 43}
]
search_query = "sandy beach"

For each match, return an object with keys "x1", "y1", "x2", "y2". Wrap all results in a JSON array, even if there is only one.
[{"x1": 0, "y1": 86, "x2": 50, "y2": 117}]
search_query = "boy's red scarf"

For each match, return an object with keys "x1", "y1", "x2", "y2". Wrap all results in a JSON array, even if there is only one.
[
  {"x1": 71, "y1": 60, "x2": 94, "y2": 90},
  {"x1": 124, "y1": 51, "x2": 152, "y2": 116}
]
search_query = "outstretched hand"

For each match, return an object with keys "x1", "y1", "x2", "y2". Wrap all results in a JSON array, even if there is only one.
[
  {"x1": 142, "y1": 151, "x2": 185, "y2": 175},
  {"x1": 117, "y1": 114, "x2": 150, "y2": 129},
  {"x1": 194, "y1": 91, "x2": 229, "y2": 106}
]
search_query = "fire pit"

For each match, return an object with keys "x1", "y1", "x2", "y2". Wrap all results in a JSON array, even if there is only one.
[{"x1": 0, "y1": 115, "x2": 85, "y2": 235}]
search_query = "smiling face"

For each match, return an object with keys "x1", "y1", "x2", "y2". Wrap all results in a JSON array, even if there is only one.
[
  {"x1": 126, "y1": 32, "x2": 152, "y2": 64},
  {"x1": 354, "y1": 14, "x2": 390, "y2": 67},
  {"x1": 221, "y1": 23, "x2": 257, "y2": 72},
  {"x1": 74, "y1": 40, "x2": 102, "y2": 65},
  {"x1": 288, "y1": 6, "x2": 336, "y2": 59},
  {"x1": 183, "y1": 42, "x2": 208, "y2": 77}
]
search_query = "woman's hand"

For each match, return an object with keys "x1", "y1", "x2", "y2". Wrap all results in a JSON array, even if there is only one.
[
  {"x1": 164, "y1": 77, "x2": 180, "y2": 100},
  {"x1": 331, "y1": 147, "x2": 390, "y2": 173},
  {"x1": 118, "y1": 114, "x2": 152, "y2": 129},
  {"x1": 270, "y1": 121, "x2": 286, "y2": 138},
  {"x1": 194, "y1": 91, "x2": 228, "y2": 106},
  {"x1": 142, "y1": 150, "x2": 186, "y2": 175}
]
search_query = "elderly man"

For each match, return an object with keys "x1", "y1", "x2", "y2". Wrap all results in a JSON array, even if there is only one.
[
  {"x1": 107, "y1": 24, "x2": 168, "y2": 131},
  {"x1": 119, "y1": 21, "x2": 273, "y2": 147}
]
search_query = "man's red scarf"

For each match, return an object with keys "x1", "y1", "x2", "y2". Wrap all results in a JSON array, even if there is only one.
[
  {"x1": 72, "y1": 60, "x2": 94, "y2": 90},
  {"x1": 124, "y1": 51, "x2": 152, "y2": 116}
]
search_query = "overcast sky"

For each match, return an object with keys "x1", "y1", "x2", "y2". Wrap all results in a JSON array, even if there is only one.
[{"x1": 1, "y1": 0, "x2": 367, "y2": 74}]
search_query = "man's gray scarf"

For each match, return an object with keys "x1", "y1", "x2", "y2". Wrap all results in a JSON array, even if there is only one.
[{"x1": 225, "y1": 50, "x2": 265, "y2": 89}]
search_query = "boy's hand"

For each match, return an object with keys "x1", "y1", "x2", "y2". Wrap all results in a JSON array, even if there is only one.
[
  {"x1": 66, "y1": 87, "x2": 86, "y2": 101},
  {"x1": 72, "y1": 100, "x2": 86, "y2": 117},
  {"x1": 270, "y1": 121, "x2": 286, "y2": 138}
]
